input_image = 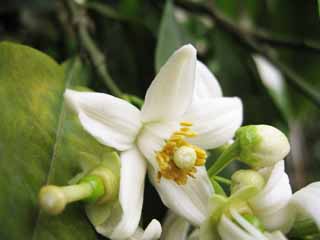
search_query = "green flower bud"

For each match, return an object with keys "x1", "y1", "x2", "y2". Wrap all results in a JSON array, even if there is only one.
[
  {"x1": 236, "y1": 125, "x2": 290, "y2": 168},
  {"x1": 231, "y1": 169, "x2": 265, "y2": 194}
]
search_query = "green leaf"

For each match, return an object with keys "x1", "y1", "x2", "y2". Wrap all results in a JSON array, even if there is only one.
[
  {"x1": 155, "y1": 0, "x2": 184, "y2": 71},
  {"x1": 0, "y1": 42, "x2": 119, "y2": 240},
  {"x1": 252, "y1": 55, "x2": 293, "y2": 121}
]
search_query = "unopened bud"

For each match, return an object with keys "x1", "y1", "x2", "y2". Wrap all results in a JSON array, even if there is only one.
[
  {"x1": 231, "y1": 169, "x2": 265, "y2": 194},
  {"x1": 236, "y1": 125, "x2": 290, "y2": 168}
]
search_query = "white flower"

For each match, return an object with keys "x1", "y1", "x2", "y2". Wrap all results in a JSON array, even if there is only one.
[
  {"x1": 64, "y1": 44, "x2": 243, "y2": 238},
  {"x1": 290, "y1": 182, "x2": 320, "y2": 229},
  {"x1": 248, "y1": 161, "x2": 294, "y2": 233},
  {"x1": 201, "y1": 161, "x2": 292, "y2": 239},
  {"x1": 161, "y1": 211, "x2": 288, "y2": 240}
]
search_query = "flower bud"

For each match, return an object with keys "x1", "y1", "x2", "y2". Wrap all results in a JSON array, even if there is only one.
[
  {"x1": 231, "y1": 169, "x2": 265, "y2": 194},
  {"x1": 236, "y1": 125, "x2": 290, "y2": 168}
]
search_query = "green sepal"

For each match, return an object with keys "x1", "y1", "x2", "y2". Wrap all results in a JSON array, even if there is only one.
[
  {"x1": 235, "y1": 125, "x2": 261, "y2": 166},
  {"x1": 79, "y1": 175, "x2": 105, "y2": 203}
]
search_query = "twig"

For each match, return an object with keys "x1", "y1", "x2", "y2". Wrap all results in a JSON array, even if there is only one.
[
  {"x1": 175, "y1": 0, "x2": 320, "y2": 54},
  {"x1": 63, "y1": 0, "x2": 123, "y2": 98},
  {"x1": 175, "y1": 0, "x2": 320, "y2": 108}
]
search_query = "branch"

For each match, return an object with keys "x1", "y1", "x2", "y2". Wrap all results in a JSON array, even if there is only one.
[
  {"x1": 63, "y1": 0, "x2": 123, "y2": 98},
  {"x1": 175, "y1": 0, "x2": 320, "y2": 108},
  {"x1": 175, "y1": 0, "x2": 320, "y2": 54}
]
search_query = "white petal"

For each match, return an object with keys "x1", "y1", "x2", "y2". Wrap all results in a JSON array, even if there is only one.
[
  {"x1": 249, "y1": 161, "x2": 294, "y2": 233},
  {"x1": 218, "y1": 215, "x2": 255, "y2": 240},
  {"x1": 130, "y1": 219, "x2": 162, "y2": 240},
  {"x1": 291, "y1": 182, "x2": 320, "y2": 229},
  {"x1": 183, "y1": 97, "x2": 243, "y2": 149},
  {"x1": 97, "y1": 148, "x2": 147, "y2": 239},
  {"x1": 161, "y1": 212, "x2": 190, "y2": 240},
  {"x1": 141, "y1": 44, "x2": 197, "y2": 122},
  {"x1": 137, "y1": 121, "x2": 180, "y2": 169},
  {"x1": 264, "y1": 231, "x2": 288, "y2": 240},
  {"x1": 193, "y1": 61, "x2": 222, "y2": 101},
  {"x1": 150, "y1": 167, "x2": 214, "y2": 226},
  {"x1": 64, "y1": 90, "x2": 141, "y2": 151},
  {"x1": 230, "y1": 210, "x2": 268, "y2": 240}
]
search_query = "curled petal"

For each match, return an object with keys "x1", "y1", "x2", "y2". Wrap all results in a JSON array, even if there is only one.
[
  {"x1": 161, "y1": 212, "x2": 190, "y2": 240},
  {"x1": 249, "y1": 161, "x2": 294, "y2": 233},
  {"x1": 218, "y1": 215, "x2": 256, "y2": 240},
  {"x1": 64, "y1": 90, "x2": 141, "y2": 151},
  {"x1": 141, "y1": 45, "x2": 196, "y2": 123},
  {"x1": 96, "y1": 148, "x2": 147, "y2": 239},
  {"x1": 183, "y1": 97, "x2": 243, "y2": 149},
  {"x1": 193, "y1": 61, "x2": 222, "y2": 101},
  {"x1": 130, "y1": 219, "x2": 162, "y2": 240},
  {"x1": 150, "y1": 167, "x2": 214, "y2": 226},
  {"x1": 291, "y1": 182, "x2": 320, "y2": 229}
]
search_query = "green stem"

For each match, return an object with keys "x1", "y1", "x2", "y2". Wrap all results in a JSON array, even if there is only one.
[
  {"x1": 65, "y1": 0, "x2": 123, "y2": 98},
  {"x1": 212, "y1": 176, "x2": 232, "y2": 185},
  {"x1": 208, "y1": 141, "x2": 240, "y2": 177}
]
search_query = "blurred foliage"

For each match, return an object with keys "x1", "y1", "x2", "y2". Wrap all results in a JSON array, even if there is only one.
[{"x1": 1, "y1": 0, "x2": 320, "y2": 238}]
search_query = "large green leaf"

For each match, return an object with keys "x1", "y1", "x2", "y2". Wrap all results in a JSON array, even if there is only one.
[
  {"x1": 0, "y1": 42, "x2": 118, "y2": 240},
  {"x1": 155, "y1": 0, "x2": 184, "y2": 71}
]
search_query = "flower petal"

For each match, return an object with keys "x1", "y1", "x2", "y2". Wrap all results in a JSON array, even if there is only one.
[
  {"x1": 264, "y1": 231, "x2": 288, "y2": 240},
  {"x1": 150, "y1": 166, "x2": 214, "y2": 226},
  {"x1": 137, "y1": 121, "x2": 180, "y2": 169},
  {"x1": 249, "y1": 161, "x2": 294, "y2": 233},
  {"x1": 291, "y1": 182, "x2": 320, "y2": 229},
  {"x1": 161, "y1": 212, "x2": 190, "y2": 240},
  {"x1": 230, "y1": 209, "x2": 268, "y2": 240},
  {"x1": 96, "y1": 148, "x2": 147, "y2": 239},
  {"x1": 218, "y1": 215, "x2": 255, "y2": 240},
  {"x1": 141, "y1": 44, "x2": 197, "y2": 123},
  {"x1": 183, "y1": 97, "x2": 243, "y2": 149},
  {"x1": 193, "y1": 61, "x2": 222, "y2": 101},
  {"x1": 65, "y1": 90, "x2": 141, "y2": 151},
  {"x1": 130, "y1": 219, "x2": 162, "y2": 240}
]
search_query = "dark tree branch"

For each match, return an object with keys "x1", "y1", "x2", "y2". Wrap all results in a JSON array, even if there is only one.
[{"x1": 61, "y1": 0, "x2": 123, "y2": 98}]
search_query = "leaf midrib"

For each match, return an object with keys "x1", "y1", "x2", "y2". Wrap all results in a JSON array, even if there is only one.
[{"x1": 31, "y1": 59, "x2": 78, "y2": 240}]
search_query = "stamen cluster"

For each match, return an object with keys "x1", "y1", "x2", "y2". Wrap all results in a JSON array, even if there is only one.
[{"x1": 156, "y1": 121, "x2": 207, "y2": 185}]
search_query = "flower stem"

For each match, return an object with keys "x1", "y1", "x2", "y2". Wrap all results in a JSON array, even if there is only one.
[{"x1": 207, "y1": 140, "x2": 240, "y2": 177}]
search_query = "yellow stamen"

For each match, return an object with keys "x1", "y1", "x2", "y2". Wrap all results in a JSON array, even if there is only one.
[
  {"x1": 155, "y1": 122, "x2": 207, "y2": 185},
  {"x1": 180, "y1": 121, "x2": 193, "y2": 127}
]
